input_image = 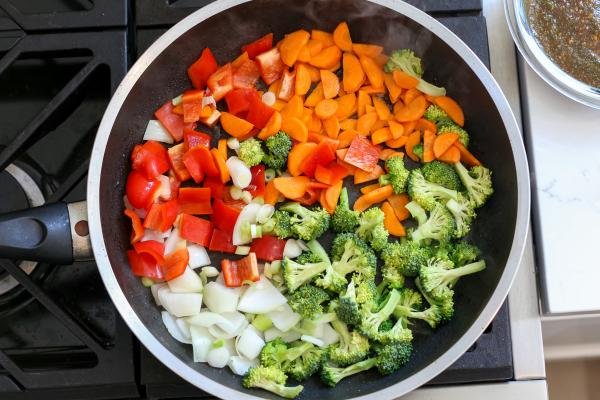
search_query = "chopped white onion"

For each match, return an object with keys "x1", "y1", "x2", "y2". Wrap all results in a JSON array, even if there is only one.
[
  {"x1": 172, "y1": 94, "x2": 183, "y2": 106},
  {"x1": 208, "y1": 311, "x2": 248, "y2": 339},
  {"x1": 167, "y1": 266, "x2": 203, "y2": 293},
  {"x1": 236, "y1": 326, "x2": 265, "y2": 360},
  {"x1": 241, "y1": 190, "x2": 253, "y2": 204},
  {"x1": 176, "y1": 318, "x2": 192, "y2": 341},
  {"x1": 228, "y1": 356, "x2": 258, "y2": 376},
  {"x1": 226, "y1": 156, "x2": 252, "y2": 189},
  {"x1": 201, "y1": 266, "x2": 219, "y2": 278},
  {"x1": 164, "y1": 228, "x2": 186, "y2": 255},
  {"x1": 261, "y1": 91, "x2": 276, "y2": 106},
  {"x1": 251, "y1": 196, "x2": 264, "y2": 205},
  {"x1": 207, "y1": 346, "x2": 231, "y2": 368},
  {"x1": 159, "y1": 291, "x2": 202, "y2": 317},
  {"x1": 256, "y1": 204, "x2": 275, "y2": 224},
  {"x1": 230, "y1": 186, "x2": 243, "y2": 200},
  {"x1": 266, "y1": 304, "x2": 302, "y2": 332},
  {"x1": 161, "y1": 311, "x2": 192, "y2": 344},
  {"x1": 141, "y1": 229, "x2": 166, "y2": 243},
  {"x1": 150, "y1": 283, "x2": 167, "y2": 306},
  {"x1": 237, "y1": 276, "x2": 287, "y2": 314},
  {"x1": 249, "y1": 224, "x2": 261, "y2": 239},
  {"x1": 188, "y1": 244, "x2": 211, "y2": 269},
  {"x1": 143, "y1": 120, "x2": 174, "y2": 144},
  {"x1": 301, "y1": 335, "x2": 325, "y2": 347},
  {"x1": 297, "y1": 240, "x2": 309, "y2": 252},
  {"x1": 319, "y1": 323, "x2": 340, "y2": 346},
  {"x1": 227, "y1": 137, "x2": 240, "y2": 150},
  {"x1": 190, "y1": 325, "x2": 214, "y2": 362},
  {"x1": 157, "y1": 175, "x2": 172, "y2": 200},
  {"x1": 203, "y1": 281, "x2": 240, "y2": 313},
  {"x1": 283, "y1": 239, "x2": 303, "y2": 259},
  {"x1": 235, "y1": 246, "x2": 251, "y2": 256},
  {"x1": 232, "y1": 203, "x2": 261, "y2": 245},
  {"x1": 202, "y1": 95, "x2": 216, "y2": 108},
  {"x1": 186, "y1": 311, "x2": 234, "y2": 331},
  {"x1": 123, "y1": 195, "x2": 147, "y2": 218},
  {"x1": 199, "y1": 109, "x2": 221, "y2": 127},
  {"x1": 264, "y1": 327, "x2": 302, "y2": 343}
]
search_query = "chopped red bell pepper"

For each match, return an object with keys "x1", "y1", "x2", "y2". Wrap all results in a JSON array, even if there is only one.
[
  {"x1": 187, "y1": 47, "x2": 218, "y2": 89},
  {"x1": 246, "y1": 95, "x2": 275, "y2": 129},
  {"x1": 182, "y1": 151, "x2": 204, "y2": 183},
  {"x1": 127, "y1": 249, "x2": 163, "y2": 280},
  {"x1": 211, "y1": 199, "x2": 241, "y2": 236},
  {"x1": 207, "y1": 63, "x2": 233, "y2": 101},
  {"x1": 183, "y1": 145, "x2": 219, "y2": 183},
  {"x1": 167, "y1": 143, "x2": 191, "y2": 182},
  {"x1": 178, "y1": 214, "x2": 213, "y2": 247},
  {"x1": 314, "y1": 162, "x2": 349, "y2": 185},
  {"x1": 344, "y1": 135, "x2": 381, "y2": 172},
  {"x1": 162, "y1": 247, "x2": 189, "y2": 281},
  {"x1": 233, "y1": 59, "x2": 261, "y2": 89},
  {"x1": 277, "y1": 69, "x2": 296, "y2": 101},
  {"x1": 182, "y1": 89, "x2": 205, "y2": 123},
  {"x1": 250, "y1": 236, "x2": 286, "y2": 262},
  {"x1": 131, "y1": 140, "x2": 170, "y2": 180},
  {"x1": 203, "y1": 176, "x2": 225, "y2": 200},
  {"x1": 133, "y1": 240, "x2": 165, "y2": 265},
  {"x1": 242, "y1": 33, "x2": 273, "y2": 59},
  {"x1": 143, "y1": 199, "x2": 179, "y2": 232},
  {"x1": 255, "y1": 47, "x2": 284, "y2": 85},
  {"x1": 296, "y1": 186, "x2": 322, "y2": 206},
  {"x1": 225, "y1": 88, "x2": 258, "y2": 116},
  {"x1": 126, "y1": 170, "x2": 161, "y2": 209},
  {"x1": 246, "y1": 165, "x2": 266, "y2": 197},
  {"x1": 221, "y1": 253, "x2": 259, "y2": 287},
  {"x1": 183, "y1": 128, "x2": 211, "y2": 151},
  {"x1": 124, "y1": 209, "x2": 145, "y2": 243},
  {"x1": 178, "y1": 187, "x2": 212, "y2": 215},
  {"x1": 154, "y1": 101, "x2": 196, "y2": 142},
  {"x1": 300, "y1": 140, "x2": 337, "y2": 178},
  {"x1": 209, "y1": 228, "x2": 236, "y2": 253}
]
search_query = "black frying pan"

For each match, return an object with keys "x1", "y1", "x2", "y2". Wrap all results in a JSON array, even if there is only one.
[{"x1": 0, "y1": 0, "x2": 530, "y2": 398}]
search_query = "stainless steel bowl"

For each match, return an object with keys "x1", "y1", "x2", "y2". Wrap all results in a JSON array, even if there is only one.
[{"x1": 504, "y1": 0, "x2": 600, "y2": 109}]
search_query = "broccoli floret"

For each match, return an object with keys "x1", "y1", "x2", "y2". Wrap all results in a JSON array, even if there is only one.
[
  {"x1": 355, "y1": 272, "x2": 377, "y2": 305},
  {"x1": 381, "y1": 263, "x2": 405, "y2": 289},
  {"x1": 423, "y1": 104, "x2": 452, "y2": 125},
  {"x1": 405, "y1": 201, "x2": 428, "y2": 226},
  {"x1": 296, "y1": 251, "x2": 322, "y2": 264},
  {"x1": 284, "y1": 341, "x2": 324, "y2": 381},
  {"x1": 422, "y1": 161, "x2": 463, "y2": 191},
  {"x1": 410, "y1": 203, "x2": 455, "y2": 245},
  {"x1": 237, "y1": 138, "x2": 264, "y2": 167},
  {"x1": 438, "y1": 123, "x2": 469, "y2": 148},
  {"x1": 314, "y1": 264, "x2": 347, "y2": 293},
  {"x1": 381, "y1": 240, "x2": 432, "y2": 277},
  {"x1": 260, "y1": 210, "x2": 294, "y2": 239},
  {"x1": 262, "y1": 131, "x2": 292, "y2": 170},
  {"x1": 328, "y1": 319, "x2": 370, "y2": 366},
  {"x1": 337, "y1": 279, "x2": 361, "y2": 326},
  {"x1": 242, "y1": 366, "x2": 303, "y2": 399},
  {"x1": 259, "y1": 338, "x2": 290, "y2": 367},
  {"x1": 454, "y1": 162, "x2": 493, "y2": 208},
  {"x1": 279, "y1": 202, "x2": 330, "y2": 241},
  {"x1": 288, "y1": 284, "x2": 330, "y2": 319},
  {"x1": 412, "y1": 143, "x2": 424, "y2": 160},
  {"x1": 383, "y1": 49, "x2": 446, "y2": 97},
  {"x1": 408, "y1": 169, "x2": 460, "y2": 211},
  {"x1": 282, "y1": 240, "x2": 331, "y2": 292},
  {"x1": 379, "y1": 319, "x2": 394, "y2": 332},
  {"x1": 446, "y1": 195, "x2": 476, "y2": 238},
  {"x1": 415, "y1": 277, "x2": 455, "y2": 322},
  {"x1": 393, "y1": 288, "x2": 440, "y2": 329},
  {"x1": 378, "y1": 156, "x2": 410, "y2": 194},
  {"x1": 450, "y1": 242, "x2": 481, "y2": 267},
  {"x1": 420, "y1": 259, "x2": 486, "y2": 301},
  {"x1": 379, "y1": 315, "x2": 413, "y2": 344},
  {"x1": 330, "y1": 233, "x2": 377, "y2": 278},
  {"x1": 356, "y1": 208, "x2": 389, "y2": 252},
  {"x1": 320, "y1": 342, "x2": 412, "y2": 386},
  {"x1": 332, "y1": 187, "x2": 360, "y2": 233},
  {"x1": 360, "y1": 289, "x2": 402, "y2": 340}
]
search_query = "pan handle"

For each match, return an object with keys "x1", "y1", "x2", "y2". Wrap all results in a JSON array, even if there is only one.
[{"x1": 0, "y1": 201, "x2": 92, "y2": 265}]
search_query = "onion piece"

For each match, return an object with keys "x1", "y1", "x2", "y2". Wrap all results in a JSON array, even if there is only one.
[
  {"x1": 201, "y1": 266, "x2": 219, "y2": 278},
  {"x1": 186, "y1": 311, "x2": 234, "y2": 331},
  {"x1": 237, "y1": 276, "x2": 287, "y2": 314},
  {"x1": 150, "y1": 283, "x2": 167, "y2": 306},
  {"x1": 207, "y1": 346, "x2": 231, "y2": 368},
  {"x1": 216, "y1": 311, "x2": 249, "y2": 335},
  {"x1": 283, "y1": 239, "x2": 303, "y2": 259},
  {"x1": 164, "y1": 228, "x2": 186, "y2": 255},
  {"x1": 301, "y1": 335, "x2": 325, "y2": 347},
  {"x1": 156, "y1": 175, "x2": 171, "y2": 200},
  {"x1": 232, "y1": 203, "x2": 261, "y2": 245},
  {"x1": 172, "y1": 94, "x2": 182, "y2": 106},
  {"x1": 159, "y1": 291, "x2": 202, "y2": 317},
  {"x1": 227, "y1": 137, "x2": 240, "y2": 150},
  {"x1": 266, "y1": 304, "x2": 301, "y2": 332},
  {"x1": 261, "y1": 91, "x2": 276, "y2": 106},
  {"x1": 123, "y1": 195, "x2": 147, "y2": 218},
  {"x1": 228, "y1": 356, "x2": 258, "y2": 376},
  {"x1": 235, "y1": 246, "x2": 251, "y2": 256},
  {"x1": 241, "y1": 190, "x2": 253, "y2": 204},
  {"x1": 202, "y1": 95, "x2": 216, "y2": 108},
  {"x1": 161, "y1": 311, "x2": 192, "y2": 344},
  {"x1": 188, "y1": 244, "x2": 211, "y2": 269},
  {"x1": 256, "y1": 204, "x2": 274, "y2": 224},
  {"x1": 176, "y1": 318, "x2": 192, "y2": 341},
  {"x1": 319, "y1": 323, "x2": 340, "y2": 346},
  {"x1": 143, "y1": 120, "x2": 174, "y2": 144},
  {"x1": 264, "y1": 327, "x2": 301, "y2": 343},
  {"x1": 297, "y1": 240, "x2": 309, "y2": 252},
  {"x1": 190, "y1": 325, "x2": 214, "y2": 362},
  {"x1": 141, "y1": 229, "x2": 166, "y2": 243},
  {"x1": 203, "y1": 281, "x2": 240, "y2": 313},
  {"x1": 168, "y1": 266, "x2": 203, "y2": 293},
  {"x1": 236, "y1": 326, "x2": 265, "y2": 360},
  {"x1": 226, "y1": 157, "x2": 252, "y2": 189}
]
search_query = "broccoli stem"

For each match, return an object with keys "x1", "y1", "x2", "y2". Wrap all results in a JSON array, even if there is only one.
[
  {"x1": 255, "y1": 381, "x2": 303, "y2": 399},
  {"x1": 405, "y1": 201, "x2": 427, "y2": 225}
]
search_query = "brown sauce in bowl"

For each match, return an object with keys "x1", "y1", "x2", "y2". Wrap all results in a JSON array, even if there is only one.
[{"x1": 527, "y1": 0, "x2": 600, "y2": 88}]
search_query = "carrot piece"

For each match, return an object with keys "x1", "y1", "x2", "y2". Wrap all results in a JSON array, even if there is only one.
[
  {"x1": 360, "y1": 183, "x2": 381, "y2": 194},
  {"x1": 324, "y1": 180, "x2": 343, "y2": 210},
  {"x1": 268, "y1": 78, "x2": 282, "y2": 94},
  {"x1": 308, "y1": 114, "x2": 322, "y2": 132},
  {"x1": 395, "y1": 95, "x2": 427, "y2": 122},
  {"x1": 264, "y1": 180, "x2": 280, "y2": 205},
  {"x1": 372, "y1": 97, "x2": 391, "y2": 120},
  {"x1": 339, "y1": 118, "x2": 357, "y2": 131},
  {"x1": 337, "y1": 129, "x2": 359, "y2": 148},
  {"x1": 232, "y1": 51, "x2": 249, "y2": 69},
  {"x1": 320, "y1": 69, "x2": 340, "y2": 99},
  {"x1": 385, "y1": 135, "x2": 408, "y2": 149},
  {"x1": 364, "y1": 104, "x2": 375, "y2": 116},
  {"x1": 403, "y1": 120, "x2": 417, "y2": 136},
  {"x1": 422, "y1": 129, "x2": 436, "y2": 162},
  {"x1": 352, "y1": 43, "x2": 383, "y2": 58},
  {"x1": 392, "y1": 100, "x2": 404, "y2": 115},
  {"x1": 342, "y1": 53, "x2": 365, "y2": 93},
  {"x1": 405, "y1": 130, "x2": 422, "y2": 161},
  {"x1": 281, "y1": 95, "x2": 304, "y2": 119},
  {"x1": 333, "y1": 22, "x2": 353, "y2": 51},
  {"x1": 354, "y1": 164, "x2": 384, "y2": 184},
  {"x1": 314, "y1": 164, "x2": 333, "y2": 184},
  {"x1": 433, "y1": 96, "x2": 465, "y2": 126},
  {"x1": 307, "y1": 39, "x2": 323, "y2": 57},
  {"x1": 392, "y1": 69, "x2": 419, "y2": 89},
  {"x1": 315, "y1": 98, "x2": 339, "y2": 119},
  {"x1": 323, "y1": 116, "x2": 340, "y2": 139},
  {"x1": 296, "y1": 44, "x2": 311, "y2": 63},
  {"x1": 402, "y1": 88, "x2": 421, "y2": 105},
  {"x1": 353, "y1": 185, "x2": 393, "y2": 212},
  {"x1": 433, "y1": 132, "x2": 459, "y2": 158},
  {"x1": 357, "y1": 90, "x2": 371, "y2": 117},
  {"x1": 282, "y1": 116, "x2": 309, "y2": 142},
  {"x1": 319, "y1": 188, "x2": 333, "y2": 214},
  {"x1": 310, "y1": 46, "x2": 342, "y2": 69},
  {"x1": 437, "y1": 145, "x2": 461, "y2": 163},
  {"x1": 388, "y1": 120, "x2": 404, "y2": 139},
  {"x1": 382, "y1": 201, "x2": 406, "y2": 237},
  {"x1": 220, "y1": 112, "x2": 254, "y2": 138},
  {"x1": 388, "y1": 193, "x2": 411, "y2": 221},
  {"x1": 210, "y1": 148, "x2": 230, "y2": 183},
  {"x1": 374, "y1": 53, "x2": 388, "y2": 67},
  {"x1": 300, "y1": 106, "x2": 313, "y2": 127},
  {"x1": 416, "y1": 118, "x2": 437, "y2": 133},
  {"x1": 280, "y1": 29, "x2": 310, "y2": 67},
  {"x1": 335, "y1": 93, "x2": 357, "y2": 120},
  {"x1": 356, "y1": 111, "x2": 378, "y2": 134},
  {"x1": 302, "y1": 63, "x2": 320, "y2": 82},
  {"x1": 379, "y1": 148, "x2": 404, "y2": 161},
  {"x1": 295, "y1": 64, "x2": 312, "y2": 96},
  {"x1": 272, "y1": 99, "x2": 287, "y2": 111},
  {"x1": 359, "y1": 56, "x2": 384, "y2": 89},
  {"x1": 455, "y1": 141, "x2": 482, "y2": 166},
  {"x1": 304, "y1": 83, "x2": 324, "y2": 107},
  {"x1": 258, "y1": 110, "x2": 282, "y2": 140},
  {"x1": 383, "y1": 73, "x2": 402, "y2": 103},
  {"x1": 371, "y1": 127, "x2": 392, "y2": 145},
  {"x1": 307, "y1": 131, "x2": 327, "y2": 143},
  {"x1": 217, "y1": 139, "x2": 228, "y2": 160},
  {"x1": 273, "y1": 176, "x2": 310, "y2": 199},
  {"x1": 288, "y1": 142, "x2": 318, "y2": 176},
  {"x1": 311, "y1": 30, "x2": 335, "y2": 47}
]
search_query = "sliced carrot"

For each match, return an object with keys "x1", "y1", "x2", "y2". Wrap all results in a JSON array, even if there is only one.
[
  {"x1": 392, "y1": 69, "x2": 419, "y2": 89},
  {"x1": 382, "y1": 201, "x2": 406, "y2": 237},
  {"x1": 328, "y1": 62, "x2": 342, "y2": 72},
  {"x1": 210, "y1": 148, "x2": 230, "y2": 183},
  {"x1": 379, "y1": 149, "x2": 404, "y2": 161},
  {"x1": 295, "y1": 63, "x2": 312, "y2": 96},
  {"x1": 433, "y1": 132, "x2": 459, "y2": 158},
  {"x1": 374, "y1": 53, "x2": 388, "y2": 67},
  {"x1": 264, "y1": 180, "x2": 280, "y2": 205},
  {"x1": 335, "y1": 93, "x2": 357, "y2": 120},
  {"x1": 437, "y1": 145, "x2": 461, "y2": 163},
  {"x1": 273, "y1": 176, "x2": 310, "y2": 199},
  {"x1": 297, "y1": 44, "x2": 311, "y2": 63},
  {"x1": 338, "y1": 129, "x2": 359, "y2": 148},
  {"x1": 384, "y1": 73, "x2": 402, "y2": 103},
  {"x1": 353, "y1": 185, "x2": 393, "y2": 212},
  {"x1": 308, "y1": 114, "x2": 322, "y2": 133},
  {"x1": 280, "y1": 29, "x2": 310, "y2": 67},
  {"x1": 357, "y1": 90, "x2": 371, "y2": 117},
  {"x1": 325, "y1": 180, "x2": 343, "y2": 212},
  {"x1": 323, "y1": 116, "x2": 340, "y2": 139},
  {"x1": 305, "y1": 83, "x2": 324, "y2": 107},
  {"x1": 258, "y1": 110, "x2": 283, "y2": 140},
  {"x1": 360, "y1": 85, "x2": 386, "y2": 95},
  {"x1": 342, "y1": 52, "x2": 365, "y2": 93},
  {"x1": 217, "y1": 139, "x2": 228, "y2": 160},
  {"x1": 352, "y1": 43, "x2": 383, "y2": 58},
  {"x1": 385, "y1": 135, "x2": 408, "y2": 149},
  {"x1": 403, "y1": 120, "x2": 418, "y2": 136},
  {"x1": 359, "y1": 56, "x2": 384, "y2": 89},
  {"x1": 388, "y1": 193, "x2": 411, "y2": 221},
  {"x1": 372, "y1": 97, "x2": 391, "y2": 120},
  {"x1": 433, "y1": 96, "x2": 465, "y2": 126},
  {"x1": 333, "y1": 22, "x2": 353, "y2": 51},
  {"x1": 232, "y1": 51, "x2": 249, "y2": 69},
  {"x1": 280, "y1": 95, "x2": 304, "y2": 119},
  {"x1": 425, "y1": 94, "x2": 438, "y2": 103},
  {"x1": 360, "y1": 183, "x2": 381, "y2": 194},
  {"x1": 315, "y1": 98, "x2": 339, "y2": 119},
  {"x1": 356, "y1": 111, "x2": 378, "y2": 134},
  {"x1": 455, "y1": 141, "x2": 482, "y2": 166},
  {"x1": 308, "y1": 131, "x2": 328, "y2": 143},
  {"x1": 314, "y1": 164, "x2": 333, "y2": 184},
  {"x1": 422, "y1": 129, "x2": 436, "y2": 162},
  {"x1": 300, "y1": 106, "x2": 313, "y2": 127},
  {"x1": 416, "y1": 118, "x2": 437, "y2": 133},
  {"x1": 220, "y1": 112, "x2": 254, "y2": 138},
  {"x1": 310, "y1": 46, "x2": 342, "y2": 69},
  {"x1": 354, "y1": 164, "x2": 384, "y2": 184},
  {"x1": 304, "y1": 63, "x2": 321, "y2": 82},
  {"x1": 402, "y1": 88, "x2": 420, "y2": 106},
  {"x1": 395, "y1": 95, "x2": 427, "y2": 122},
  {"x1": 288, "y1": 142, "x2": 318, "y2": 176},
  {"x1": 388, "y1": 120, "x2": 404, "y2": 139},
  {"x1": 320, "y1": 69, "x2": 340, "y2": 99},
  {"x1": 405, "y1": 130, "x2": 422, "y2": 161},
  {"x1": 272, "y1": 99, "x2": 287, "y2": 111},
  {"x1": 339, "y1": 118, "x2": 357, "y2": 131},
  {"x1": 307, "y1": 39, "x2": 323, "y2": 57},
  {"x1": 282, "y1": 116, "x2": 308, "y2": 142},
  {"x1": 268, "y1": 78, "x2": 282, "y2": 94},
  {"x1": 371, "y1": 127, "x2": 392, "y2": 145},
  {"x1": 311, "y1": 29, "x2": 335, "y2": 47},
  {"x1": 320, "y1": 188, "x2": 334, "y2": 214},
  {"x1": 392, "y1": 100, "x2": 404, "y2": 115}
]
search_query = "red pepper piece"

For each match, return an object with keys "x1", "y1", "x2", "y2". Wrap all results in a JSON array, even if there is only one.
[
  {"x1": 207, "y1": 63, "x2": 233, "y2": 101},
  {"x1": 178, "y1": 187, "x2": 212, "y2": 215},
  {"x1": 296, "y1": 186, "x2": 321, "y2": 206},
  {"x1": 131, "y1": 140, "x2": 170, "y2": 180},
  {"x1": 162, "y1": 247, "x2": 189, "y2": 281},
  {"x1": 203, "y1": 176, "x2": 225, "y2": 200},
  {"x1": 126, "y1": 170, "x2": 160, "y2": 209},
  {"x1": 221, "y1": 253, "x2": 259, "y2": 287},
  {"x1": 250, "y1": 236, "x2": 286, "y2": 262},
  {"x1": 182, "y1": 89, "x2": 205, "y2": 123},
  {"x1": 255, "y1": 47, "x2": 284, "y2": 85},
  {"x1": 124, "y1": 209, "x2": 145, "y2": 244},
  {"x1": 344, "y1": 135, "x2": 381, "y2": 172},
  {"x1": 211, "y1": 199, "x2": 241, "y2": 236},
  {"x1": 133, "y1": 240, "x2": 165, "y2": 265},
  {"x1": 242, "y1": 33, "x2": 273, "y2": 59},
  {"x1": 127, "y1": 249, "x2": 163, "y2": 280},
  {"x1": 183, "y1": 146, "x2": 219, "y2": 183},
  {"x1": 300, "y1": 140, "x2": 337, "y2": 178},
  {"x1": 187, "y1": 47, "x2": 218, "y2": 89},
  {"x1": 143, "y1": 199, "x2": 179, "y2": 232},
  {"x1": 233, "y1": 59, "x2": 261, "y2": 89},
  {"x1": 183, "y1": 128, "x2": 211, "y2": 151},
  {"x1": 246, "y1": 165, "x2": 266, "y2": 198},
  {"x1": 154, "y1": 101, "x2": 196, "y2": 142},
  {"x1": 178, "y1": 214, "x2": 213, "y2": 247},
  {"x1": 225, "y1": 88, "x2": 259, "y2": 116},
  {"x1": 277, "y1": 69, "x2": 296, "y2": 101},
  {"x1": 209, "y1": 228, "x2": 237, "y2": 253},
  {"x1": 167, "y1": 143, "x2": 191, "y2": 182},
  {"x1": 246, "y1": 95, "x2": 275, "y2": 129}
]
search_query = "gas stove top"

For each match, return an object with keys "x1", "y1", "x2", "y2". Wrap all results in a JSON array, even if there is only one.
[{"x1": 0, "y1": 1, "x2": 512, "y2": 399}]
